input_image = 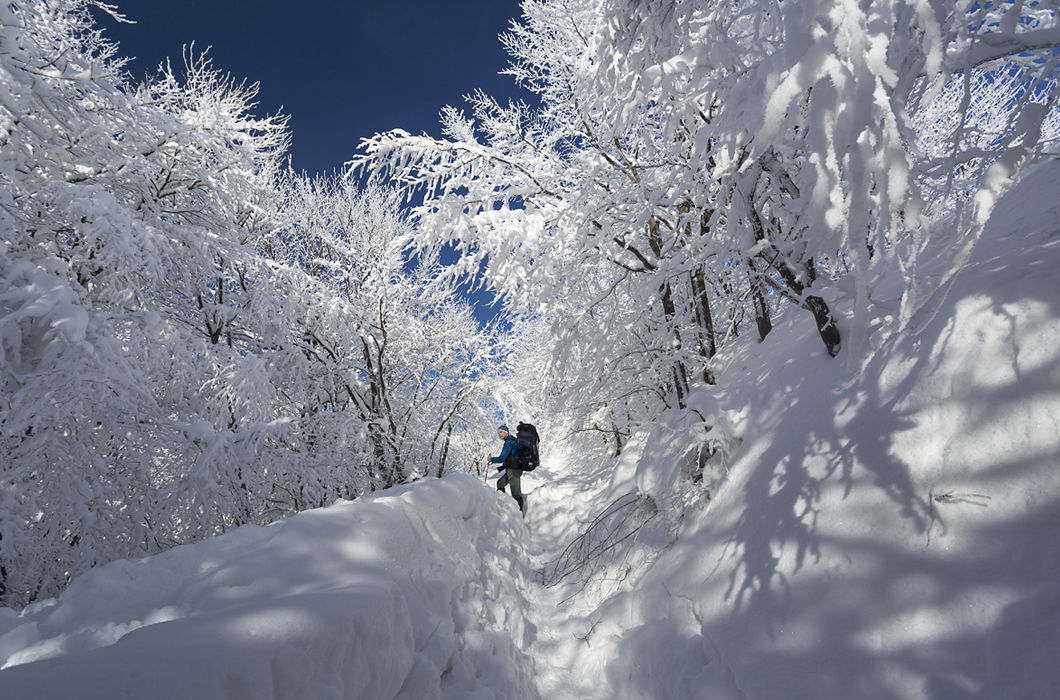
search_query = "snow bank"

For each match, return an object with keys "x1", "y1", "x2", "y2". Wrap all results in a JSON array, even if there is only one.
[
  {"x1": 643, "y1": 162, "x2": 1060, "y2": 698},
  {"x1": 0, "y1": 475, "x2": 539, "y2": 700},
  {"x1": 519, "y1": 160, "x2": 1060, "y2": 699}
]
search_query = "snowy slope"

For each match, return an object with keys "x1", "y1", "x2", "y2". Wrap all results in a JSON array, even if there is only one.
[
  {"x1": 0, "y1": 475, "x2": 539, "y2": 700},
  {"x1": 519, "y1": 159, "x2": 1060, "y2": 699},
  {"x1": 673, "y1": 159, "x2": 1060, "y2": 700}
]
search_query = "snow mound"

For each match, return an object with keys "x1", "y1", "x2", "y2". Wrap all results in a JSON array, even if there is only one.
[
  {"x1": 512, "y1": 160, "x2": 1060, "y2": 700},
  {"x1": 0, "y1": 475, "x2": 539, "y2": 700},
  {"x1": 635, "y1": 161, "x2": 1060, "y2": 698}
]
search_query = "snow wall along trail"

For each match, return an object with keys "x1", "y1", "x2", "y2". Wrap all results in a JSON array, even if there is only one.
[{"x1": 0, "y1": 475, "x2": 540, "y2": 700}]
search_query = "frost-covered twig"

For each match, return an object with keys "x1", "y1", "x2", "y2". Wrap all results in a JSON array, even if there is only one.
[{"x1": 539, "y1": 492, "x2": 658, "y2": 591}]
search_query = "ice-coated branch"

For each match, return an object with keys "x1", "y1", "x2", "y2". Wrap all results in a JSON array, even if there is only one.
[{"x1": 952, "y1": 27, "x2": 1060, "y2": 70}]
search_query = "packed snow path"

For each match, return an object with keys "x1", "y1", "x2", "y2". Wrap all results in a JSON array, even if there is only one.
[
  {"x1": 0, "y1": 457, "x2": 644, "y2": 700},
  {"x1": 0, "y1": 456, "x2": 637, "y2": 700}
]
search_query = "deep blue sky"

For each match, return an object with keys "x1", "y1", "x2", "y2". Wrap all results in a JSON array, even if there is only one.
[{"x1": 94, "y1": 1, "x2": 532, "y2": 176}]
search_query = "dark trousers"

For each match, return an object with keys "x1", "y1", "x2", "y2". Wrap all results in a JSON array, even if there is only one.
[{"x1": 497, "y1": 468, "x2": 523, "y2": 509}]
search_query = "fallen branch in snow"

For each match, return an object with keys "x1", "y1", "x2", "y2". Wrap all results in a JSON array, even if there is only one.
[
  {"x1": 538, "y1": 492, "x2": 659, "y2": 597},
  {"x1": 574, "y1": 618, "x2": 602, "y2": 648},
  {"x1": 932, "y1": 490, "x2": 992, "y2": 506}
]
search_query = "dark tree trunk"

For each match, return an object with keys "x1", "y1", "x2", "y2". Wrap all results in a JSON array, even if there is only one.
[
  {"x1": 805, "y1": 295, "x2": 841, "y2": 357},
  {"x1": 435, "y1": 424, "x2": 452, "y2": 478},
  {"x1": 746, "y1": 183, "x2": 840, "y2": 357},
  {"x1": 689, "y1": 268, "x2": 717, "y2": 384},
  {"x1": 749, "y1": 275, "x2": 773, "y2": 342},
  {"x1": 660, "y1": 281, "x2": 689, "y2": 408},
  {"x1": 0, "y1": 531, "x2": 7, "y2": 603}
]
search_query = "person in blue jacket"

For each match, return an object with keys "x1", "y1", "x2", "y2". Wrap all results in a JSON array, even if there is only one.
[{"x1": 489, "y1": 424, "x2": 524, "y2": 511}]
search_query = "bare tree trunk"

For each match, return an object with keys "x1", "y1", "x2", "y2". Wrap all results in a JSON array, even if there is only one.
[
  {"x1": 435, "y1": 424, "x2": 452, "y2": 478},
  {"x1": 689, "y1": 268, "x2": 717, "y2": 384},
  {"x1": 748, "y1": 271, "x2": 773, "y2": 342},
  {"x1": 660, "y1": 281, "x2": 689, "y2": 408},
  {"x1": 804, "y1": 294, "x2": 841, "y2": 357},
  {"x1": 746, "y1": 182, "x2": 840, "y2": 357},
  {"x1": 0, "y1": 533, "x2": 7, "y2": 603},
  {"x1": 361, "y1": 338, "x2": 394, "y2": 487}
]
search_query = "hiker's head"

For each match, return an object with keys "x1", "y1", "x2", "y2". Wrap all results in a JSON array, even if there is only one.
[{"x1": 497, "y1": 424, "x2": 509, "y2": 439}]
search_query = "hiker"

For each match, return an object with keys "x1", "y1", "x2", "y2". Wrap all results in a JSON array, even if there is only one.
[{"x1": 489, "y1": 424, "x2": 524, "y2": 511}]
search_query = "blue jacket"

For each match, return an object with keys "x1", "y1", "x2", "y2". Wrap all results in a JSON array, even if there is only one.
[{"x1": 490, "y1": 435, "x2": 519, "y2": 470}]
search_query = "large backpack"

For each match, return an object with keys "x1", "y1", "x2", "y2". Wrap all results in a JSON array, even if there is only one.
[{"x1": 515, "y1": 422, "x2": 540, "y2": 471}]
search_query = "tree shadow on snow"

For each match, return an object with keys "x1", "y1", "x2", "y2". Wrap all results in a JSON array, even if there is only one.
[{"x1": 709, "y1": 214, "x2": 1060, "y2": 698}]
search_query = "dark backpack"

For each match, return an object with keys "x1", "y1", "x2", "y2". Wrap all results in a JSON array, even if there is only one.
[{"x1": 515, "y1": 422, "x2": 540, "y2": 471}]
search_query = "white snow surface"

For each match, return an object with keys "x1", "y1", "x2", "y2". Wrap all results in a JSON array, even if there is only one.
[
  {"x1": 0, "y1": 475, "x2": 540, "y2": 700},
  {"x1": 571, "y1": 158, "x2": 1060, "y2": 700},
  {"x1": 1, "y1": 161, "x2": 1059, "y2": 699}
]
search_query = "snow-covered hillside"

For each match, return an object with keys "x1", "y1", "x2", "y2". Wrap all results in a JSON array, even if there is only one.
[
  {"x1": 518, "y1": 159, "x2": 1060, "y2": 700},
  {"x1": 1, "y1": 161, "x2": 1058, "y2": 699}
]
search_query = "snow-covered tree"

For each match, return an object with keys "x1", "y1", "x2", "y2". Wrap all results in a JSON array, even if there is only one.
[
  {"x1": 267, "y1": 175, "x2": 506, "y2": 488},
  {"x1": 0, "y1": 0, "x2": 294, "y2": 606},
  {"x1": 351, "y1": 0, "x2": 1060, "y2": 456},
  {"x1": 0, "y1": 1, "x2": 505, "y2": 608}
]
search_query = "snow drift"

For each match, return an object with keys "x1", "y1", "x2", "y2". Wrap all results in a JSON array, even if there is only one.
[
  {"x1": 522, "y1": 160, "x2": 1060, "y2": 699},
  {"x1": 0, "y1": 475, "x2": 538, "y2": 700}
]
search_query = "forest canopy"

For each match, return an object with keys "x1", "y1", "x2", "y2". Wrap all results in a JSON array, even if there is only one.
[{"x1": 2, "y1": 0, "x2": 1058, "y2": 608}]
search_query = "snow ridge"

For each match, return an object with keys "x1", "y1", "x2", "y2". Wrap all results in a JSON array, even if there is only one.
[{"x1": 0, "y1": 476, "x2": 539, "y2": 700}]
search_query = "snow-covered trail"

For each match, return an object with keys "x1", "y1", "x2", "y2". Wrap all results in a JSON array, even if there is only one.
[
  {"x1": 0, "y1": 445, "x2": 664, "y2": 700},
  {"x1": 519, "y1": 461, "x2": 621, "y2": 700}
]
